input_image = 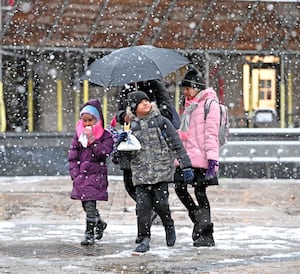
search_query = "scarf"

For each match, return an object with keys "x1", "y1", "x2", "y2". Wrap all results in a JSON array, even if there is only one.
[
  {"x1": 76, "y1": 119, "x2": 104, "y2": 147},
  {"x1": 178, "y1": 91, "x2": 203, "y2": 140}
]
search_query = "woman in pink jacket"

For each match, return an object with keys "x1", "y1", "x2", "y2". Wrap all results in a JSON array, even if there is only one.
[{"x1": 174, "y1": 67, "x2": 220, "y2": 247}]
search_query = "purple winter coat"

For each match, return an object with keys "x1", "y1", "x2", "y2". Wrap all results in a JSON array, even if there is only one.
[{"x1": 68, "y1": 99, "x2": 113, "y2": 201}]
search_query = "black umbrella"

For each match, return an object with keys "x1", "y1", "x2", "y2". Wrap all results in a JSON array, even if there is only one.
[{"x1": 82, "y1": 45, "x2": 190, "y2": 87}]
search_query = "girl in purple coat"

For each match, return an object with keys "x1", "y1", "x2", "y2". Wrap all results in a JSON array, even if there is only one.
[{"x1": 68, "y1": 99, "x2": 113, "y2": 245}]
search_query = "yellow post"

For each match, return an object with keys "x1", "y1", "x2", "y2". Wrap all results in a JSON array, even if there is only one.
[
  {"x1": 103, "y1": 90, "x2": 108, "y2": 127},
  {"x1": 243, "y1": 64, "x2": 250, "y2": 112},
  {"x1": 248, "y1": 67, "x2": 253, "y2": 128},
  {"x1": 280, "y1": 82, "x2": 285, "y2": 128},
  {"x1": 287, "y1": 73, "x2": 293, "y2": 126},
  {"x1": 280, "y1": 59, "x2": 286, "y2": 128},
  {"x1": 83, "y1": 80, "x2": 89, "y2": 103},
  {"x1": 0, "y1": 82, "x2": 6, "y2": 132},
  {"x1": 57, "y1": 79, "x2": 63, "y2": 132},
  {"x1": 74, "y1": 89, "x2": 80, "y2": 124},
  {"x1": 27, "y1": 78, "x2": 34, "y2": 132}
]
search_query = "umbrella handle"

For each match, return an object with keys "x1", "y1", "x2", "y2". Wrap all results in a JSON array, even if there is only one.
[{"x1": 123, "y1": 122, "x2": 130, "y2": 131}]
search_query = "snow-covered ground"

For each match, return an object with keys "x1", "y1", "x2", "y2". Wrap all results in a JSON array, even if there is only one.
[{"x1": 0, "y1": 176, "x2": 300, "y2": 273}]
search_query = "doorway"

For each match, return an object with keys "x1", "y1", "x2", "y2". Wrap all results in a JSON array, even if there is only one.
[{"x1": 252, "y1": 68, "x2": 276, "y2": 110}]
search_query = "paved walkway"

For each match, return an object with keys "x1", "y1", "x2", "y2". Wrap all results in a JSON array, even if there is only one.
[{"x1": 0, "y1": 176, "x2": 300, "y2": 273}]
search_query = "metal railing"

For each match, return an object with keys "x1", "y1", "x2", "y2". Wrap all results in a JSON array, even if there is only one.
[
  {"x1": 221, "y1": 128, "x2": 300, "y2": 163},
  {"x1": 219, "y1": 128, "x2": 300, "y2": 178}
]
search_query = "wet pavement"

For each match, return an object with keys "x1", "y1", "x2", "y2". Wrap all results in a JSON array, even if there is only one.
[{"x1": 0, "y1": 176, "x2": 300, "y2": 273}]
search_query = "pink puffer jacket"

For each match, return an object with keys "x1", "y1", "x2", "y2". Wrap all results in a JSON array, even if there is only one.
[{"x1": 176, "y1": 87, "x2": 220, "y2": 170}]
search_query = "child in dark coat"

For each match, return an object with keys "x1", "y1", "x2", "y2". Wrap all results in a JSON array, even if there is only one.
[
  {"x1": 68, "y1": 99, "x2": 113, "y2": 245},
  {"x1": 118, "y1": 91, "x2": 194, "y2": 253}
]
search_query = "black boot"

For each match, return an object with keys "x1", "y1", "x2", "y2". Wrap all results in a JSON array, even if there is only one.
[
  {"x1": 95, "y1": 219, "x2": 107, "y2": 240},
  {"x1": 165, "y1": 225, "x2": 176, "y2": 247},
  {"x1": 81, "y1": 220, "x2": 95, "y2": 246},
  {"x1": 193, "y1": 223, "x2": 215, "y2": 247},
  {"x1": 134, "y1": 237, "x2": 150, "y2": 253},
  {"x1": 189, "y1": 208, "x2": 211, "y2": 241}
]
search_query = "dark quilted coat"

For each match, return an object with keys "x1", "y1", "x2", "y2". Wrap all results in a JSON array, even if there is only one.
[
  {"x1": 68, "y1": 99, "x2": 113, "y2": 201},
  {"x1": 129, "y1": 104, "x2": 192, "y2": 186}
]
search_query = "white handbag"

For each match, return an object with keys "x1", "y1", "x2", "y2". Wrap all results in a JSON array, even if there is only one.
[
  {"x1": 117, "y1": 131, "x2": 141, "y2": 151},
  {"x1": 117, "y1": 123, "x2": 141, "y2": 151}
]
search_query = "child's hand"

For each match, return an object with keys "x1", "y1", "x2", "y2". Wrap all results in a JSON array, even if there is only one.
[
  {"x1": 83, "y1": 127, "x2": 95, "y2": 145},
  {"x1": 83, "y1": 126, "x2": 93, "y2": 137},
  {"x1": 205, "y1": 160, "x2": 218, "y2": 180},
  {"x1": 182, "y1": 168, "x2": 194, "y2": 184},
  {"x1": 118, "y1": 131, "x2": 128, "y2": 143}
]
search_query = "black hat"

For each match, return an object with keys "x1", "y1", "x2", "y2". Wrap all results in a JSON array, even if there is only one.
[
  {"x1": 127, "y1": 91, "x2": 150, "y2": 113},
  {"x1": 180, "y1": 68, "x2": 205, "y2": 90}
]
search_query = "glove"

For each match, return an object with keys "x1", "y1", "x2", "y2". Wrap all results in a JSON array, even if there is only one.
[
  {"x1": 182, "y1": 168, "x2": 194, "y2": 184},
  {"x1": 83, "y1": 126, "x2": 93, "y2": 137},
  {"x1": 83, "y1": 126, "x2": 95, "y2": 144},
  {"x1": 205, "y1": 160, "x2": 218, "y2": 180},
  {"x1": 118, "y1": 131, "x2": 128, "y2": 143}
]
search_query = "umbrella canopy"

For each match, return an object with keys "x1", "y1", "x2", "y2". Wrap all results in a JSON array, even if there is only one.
[{"x1": 82, "y1": 45, "x2": 190, "y2": 87}]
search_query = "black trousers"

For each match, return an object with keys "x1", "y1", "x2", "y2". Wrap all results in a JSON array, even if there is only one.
[
  {"x1": 174, "y1": 183, "x2": 210, "y2": 213},
  {"x1": 123, "y1": 169, "x2": 136, "y2": 201},
  {"x1": 135, "y1": 182, "x2": 174, "y2": 238},
  {"x1": 81, "y1": 200, "x2": 98, "y2": 222},
  {"x1": 174, "y1": 168, "x2": 212, "y2": 224}
]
